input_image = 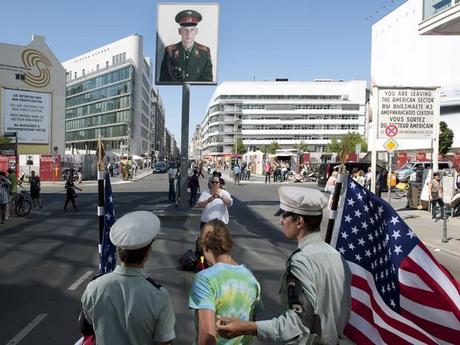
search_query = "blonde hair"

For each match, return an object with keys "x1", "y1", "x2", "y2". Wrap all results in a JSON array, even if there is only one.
[
  {"x1": 331, "y1": 171, "x2": 338, "y2": 178},
  {"x1": 199, "y1": 219, "x2": 234, "y2": 256}
]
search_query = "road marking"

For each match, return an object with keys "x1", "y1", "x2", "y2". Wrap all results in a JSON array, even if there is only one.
[
  {"x1": 68, "y1": 271, "x2": 93, "y2": 291},
  {"x1": 6, "y1": 314, "x2": 47, "y2": 345}
]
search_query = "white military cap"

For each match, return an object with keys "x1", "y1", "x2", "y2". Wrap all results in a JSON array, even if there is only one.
[
  {"x1": 110, "y1": 211, "x2": 161, "y2": 250},
  {"x1": 275, "y1": 186, "x2": 327, "y2": 216}
]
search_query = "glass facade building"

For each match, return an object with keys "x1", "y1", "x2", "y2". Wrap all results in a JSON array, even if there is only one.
[{"x1": 65, "y1": 65, "x2": 134, "y2": 151}]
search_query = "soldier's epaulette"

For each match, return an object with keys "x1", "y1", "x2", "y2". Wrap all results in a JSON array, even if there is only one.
[
  {"x1": 196, "y1": 43, "x2": 210, "y2": 52},
  {"x1": 166, "y1": 44, "x2": 178, "y2": 53},
  {"x1": 145, "y1": 277, "x2": 162, "y2": 290}
]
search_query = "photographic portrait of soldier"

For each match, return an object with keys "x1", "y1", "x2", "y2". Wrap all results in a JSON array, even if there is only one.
[{"x1": 156, "y1": 4, "x2": 219, "y2": 85}]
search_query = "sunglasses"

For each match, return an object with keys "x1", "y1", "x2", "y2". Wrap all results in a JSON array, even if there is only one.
[{"x1": 211, "y1": 181, "x2": 220, "y2": 184}]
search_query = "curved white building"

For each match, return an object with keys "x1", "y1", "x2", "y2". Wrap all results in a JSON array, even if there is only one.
[{"x1": 200, "y1": 80, "x2": 367, "y2": 160}]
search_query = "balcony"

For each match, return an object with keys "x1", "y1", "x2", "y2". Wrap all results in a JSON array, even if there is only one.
[{"x1": 419, "y1": 0, "x2": 460, "y2": 35}]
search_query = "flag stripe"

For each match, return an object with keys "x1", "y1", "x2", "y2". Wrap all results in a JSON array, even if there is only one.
[
  {"x1": 401, "y1": 308, "x2": 459, "y2": 345},
  {"x1": 400, "y1": 295, "x2": 460, "y2": 331},
  {"x1": 408, "y1": 246, "x2": 460, "y2": 312},
  {"x1": 346, "y1": 312, "x2": 385, "y2": 345},
  {"x1": 351, "y1": 278, "x2": 437, "y2": 345},
  {"x1": 399, "y1": 279, "x2": 453, "y2": 310},
  {"x1": 401, "y1": 256, "x2": 460, "y2": 320},
  {"x1": 398, "y1": 269, "x2": 432, "y2": 292}
]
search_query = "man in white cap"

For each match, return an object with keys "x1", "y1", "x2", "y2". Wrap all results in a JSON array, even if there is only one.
[
  {"x1": 217, "y1": 186, "x2": 351, "y2": 344},
  {"x1": 79, "y1": 211, "x2": 176, "y2": 345}
]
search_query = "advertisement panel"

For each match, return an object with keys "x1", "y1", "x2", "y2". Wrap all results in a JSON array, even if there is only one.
[
  {"x1": 155, "y1": 3, "x2": 219, "y2": 85},
  {"x1": 2, "y1": 88, "x2": 51, "y2": 144},
  {"x1": 377, "y1": 87, "x2": 439, "y2": 139}
]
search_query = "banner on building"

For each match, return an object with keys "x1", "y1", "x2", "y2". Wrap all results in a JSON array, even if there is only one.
[
  {"x1": 155, "y1": 3, "x2": 219, "y2": 85},
  {"x1": 376, "y1": 87, "x2": 439, "y2": 140},
  {"x1": 2, "y1": 88, "x2": 51, "y2": 144}
]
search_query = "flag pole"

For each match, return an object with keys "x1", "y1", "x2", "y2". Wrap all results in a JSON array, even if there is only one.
[
  {"x1": 97, "y1": 137, "x2": 106, "y2": 260},
  {"x1": 325, "y1": 164, "x2": 347, "y2": 244}
]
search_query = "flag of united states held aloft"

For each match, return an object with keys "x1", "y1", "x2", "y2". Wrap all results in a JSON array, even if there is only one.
[
  {"x1": 334, "y1": 177, "x2": 460, "y2": 344},
  {"x1": 100, "y1": 172, "x2": 116, "y2": 274}
]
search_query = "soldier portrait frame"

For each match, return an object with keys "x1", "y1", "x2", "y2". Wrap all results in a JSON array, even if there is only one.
[{"x1": 155, "y1": 3, "x2": 219, "y2": 85}]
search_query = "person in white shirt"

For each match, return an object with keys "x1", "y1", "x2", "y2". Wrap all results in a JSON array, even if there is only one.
[
  {"x1": 197, "y1": 175, "x2": 233, "y2": 229},
  {"x1": 168, "y1": 165, "x2": 177, "y2": 202}
]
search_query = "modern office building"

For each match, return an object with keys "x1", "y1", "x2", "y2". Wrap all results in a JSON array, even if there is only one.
[
  {"x1": 0, "y1": 34, "x2": 65, "y2": 178},
  {"x1": 371, "y1": 0, "x2": 460, "y2": 151},
  {"x1": 62, "y1": 34, "x2": 152, "y2": 156},
  {"x1": 419, "y1": 0, "x2": 460, "y2": 35},
  {"x1": 189, "y1": 124, "x2": 202, "y2": 160},
  {"x1": 200, "y1": 80, "x2": 367, "y2": 160},
  {"x1": 150, "y1": 87, "x2": 165, "y2": 159}
]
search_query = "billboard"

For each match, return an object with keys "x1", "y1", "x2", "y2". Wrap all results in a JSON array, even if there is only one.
[
  {"x1": 2, "y1": 88, "x2": 51, "y2": 144},
  {"x1": 155, "y1": 3, "x2": 219, "y2": 85},
  {"x1": 376, "y1": 87, "x2": 439, "y2": 139}
]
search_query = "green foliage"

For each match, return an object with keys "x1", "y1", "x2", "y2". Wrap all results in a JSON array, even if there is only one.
[
  {"x1": 0, "y1": 136, "x2": 12, "y2": 145},
  {"x1": 292, "y1": 141, "x2": 309, "y2": 151},
  {"x1": 327, "y1": 132, "x2": 367, "y2": 162},
  {"x1": 267, "y1": 140, "x2": 280, "y2": 154},
  {"x1": 233, "y1": 138, "x2": 247, "y2": 154},
  {"x1": 439, "y1": 121, "x2": 454, "y2": 155}
]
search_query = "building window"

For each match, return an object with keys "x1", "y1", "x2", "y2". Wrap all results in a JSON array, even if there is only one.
[
  {"x1": 82, "y1": 69, "x2": 85, "y2": 76},
  {"x1": 106, "y1": 61, "x2": 109, "y2": 68}
]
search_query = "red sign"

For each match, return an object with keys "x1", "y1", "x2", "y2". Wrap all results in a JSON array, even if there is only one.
[{"x1": 385, "y1": 124, "x2": 399, "y2": 137}]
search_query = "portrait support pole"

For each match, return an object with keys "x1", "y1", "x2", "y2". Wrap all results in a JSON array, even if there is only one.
[
  {"x1": 179, "y1": 83, "x2": 190, "y2": 209},
  {"x1": 325, "y1": 166, "x2": 347, "y2": 244},
  {"x1": 97, "y1": 138, "x2": 105, "y2": 260}
]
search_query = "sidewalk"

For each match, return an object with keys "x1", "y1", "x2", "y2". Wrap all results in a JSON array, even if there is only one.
[{"x1": 40, "y1": 169, "x2": 152, "y2": 186}]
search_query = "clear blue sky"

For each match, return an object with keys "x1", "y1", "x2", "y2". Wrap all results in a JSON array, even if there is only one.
[{"x1": 1, "y1": 0, "x2": 406, "y2": 145}]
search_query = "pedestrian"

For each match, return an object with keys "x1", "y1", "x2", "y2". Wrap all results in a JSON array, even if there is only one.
[
  {"x1": 79, "y1": 211, "x2": 176, "y2": 344},
  {"x1": 355, "y1": 169, "x2": 366, "y2": 186},
  {"x1": 0, "y1": 172, "x2": 11, "y2": 223},
  {"x1": 325, "y1": 170, "x2": 338, "y2": 210},
  {"x1": 264, "y1": 161, "x2": 272, "y2": 183},
  {"x1": 216, "y1": 186, "x2": 351, "y2": 345},
  {"x1": 168, "y1": 164, "x2": 177, "y2": 202},
  {"x1": 365, "y1": 167, "x2": 372, "y2": 189},
  {"x1": 233, "y1": 163, "x2": 240, "y2": 185},
  {"x1": 7, "y1": 168, "x2": 17, "y2": 217},
  {"x1": 29, "y1": 170, "x2": 42, "y2": 208},
  {"x1": 64, "y1": 177, "x2": 82, "y2": 211},
  {"x1": 189, "y1": 219, "x2": 262, "y2": 345},
  {"x1": 197, "y1": 175, "x2": 233, "y2": 230},
  {"x1": 189, "y1": 169, "x2": 200, "y2": 207},
  {"x1": 428, "y1": 171, "x2": 444, "y2": 222}
]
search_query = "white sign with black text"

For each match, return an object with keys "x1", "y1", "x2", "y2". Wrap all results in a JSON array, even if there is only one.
[
  {"x1": 2, "y1": 88, "x2": 51, "y2": 144},
  {"x1": 377, "y1": 87, "x2": 439, "y2": 139}
]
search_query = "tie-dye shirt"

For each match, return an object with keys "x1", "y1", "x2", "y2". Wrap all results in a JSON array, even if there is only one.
[{"x1": 189, "y1": 263, "x2": 262, "y2": 345}]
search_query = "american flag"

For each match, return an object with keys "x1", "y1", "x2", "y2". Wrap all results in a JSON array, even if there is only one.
[
  {"x1": 334, "y1": 177, "x2": 460, "y2": 344},
  {"x1": 99, "y1": 172, "x2": 116, "y2": 273}
]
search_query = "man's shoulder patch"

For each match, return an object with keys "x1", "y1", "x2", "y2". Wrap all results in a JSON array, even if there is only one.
[
  {"x1": 166, "y1": 44, "x2": 178, "y2": 53},
  {"x1": 196, "y1": 43, "x2": 210, "y2": 53}
]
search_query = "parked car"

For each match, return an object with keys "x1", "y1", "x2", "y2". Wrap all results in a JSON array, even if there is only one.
[
  {"x1": 395, "y1": 161, "x2": 452, "y2": 182},
  {"x1": 153, "y1": 162, "x2": 168, "y2": 173}
]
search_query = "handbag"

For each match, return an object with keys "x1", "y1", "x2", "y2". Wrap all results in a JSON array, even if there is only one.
[{"x1": 179, "y1": 249, "x2": 198, "y2": 271}]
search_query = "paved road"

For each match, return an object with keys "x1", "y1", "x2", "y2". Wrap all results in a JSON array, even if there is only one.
[{"x1": 0, "y1": 173, "x2": 458, "y2": 344}]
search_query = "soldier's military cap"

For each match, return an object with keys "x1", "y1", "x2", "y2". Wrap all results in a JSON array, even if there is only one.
[
  {"x1": 275, "y1": 186, "x2": 327, "y2": 216},
  {"x1": 175, "y1": 9, "x2": 202, "y2": 26},
  {"x1": 110, "y1": 211, "x2": 161, "y2": 250}
]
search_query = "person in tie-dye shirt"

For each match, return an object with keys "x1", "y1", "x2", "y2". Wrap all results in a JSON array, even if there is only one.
[{"x1": 189, "y1": 219, "x2": 262, "y2": 345}]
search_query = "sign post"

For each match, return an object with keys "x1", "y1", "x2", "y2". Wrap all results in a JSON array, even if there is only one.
[{"x1": 383, "y1": 138, "x2": 398, "y2": 205}]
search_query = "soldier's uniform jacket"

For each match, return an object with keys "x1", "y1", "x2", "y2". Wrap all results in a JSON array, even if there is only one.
[
  {"x1": 256, "y1": 232, "x2": 352, "y2": 345},
  {"x1": 81, "y1": 266, "x2": 176, "y2": 344},
  {"x1": 160, "y1": 41, "x2": 213, "y2": 82}
]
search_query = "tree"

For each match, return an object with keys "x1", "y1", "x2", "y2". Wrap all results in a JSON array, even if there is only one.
[
  {"x1": 292, "y1": 141, "x2": 309, "y2": 152},
  {"x1": 233, "y1": 138, "x2": 247, "y2": 154},
  {"x1": 439, "y1": 121, "x2": 454, "y2": 155},
  {"x1": 267, "y1": 140, "x2": 280, "y2": 155},
  {"x1": 327, "y1": 132, "x2": 368, "y2": 162},
  {"x1": 0, "y1": 136, "x2": 12, "y2": 145}
]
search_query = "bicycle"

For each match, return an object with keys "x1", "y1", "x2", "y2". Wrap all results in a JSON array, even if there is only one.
[{"x1": 15, "y1": 187, "x2": 32, "y2": 217}]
